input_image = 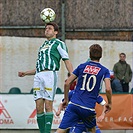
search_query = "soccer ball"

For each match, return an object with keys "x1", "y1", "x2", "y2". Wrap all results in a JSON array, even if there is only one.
[{"x1": 40, "y1": 8, "x2": 56, "y2": 23}]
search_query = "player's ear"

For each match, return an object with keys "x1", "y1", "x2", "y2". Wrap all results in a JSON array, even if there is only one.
[{"x1": 55, "y1": 31, "x2": 58, "y2": 35}]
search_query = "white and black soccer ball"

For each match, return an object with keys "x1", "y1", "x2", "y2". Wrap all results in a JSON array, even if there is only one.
[{"x1": 40, "y1": 8, "x2": 56, "y2": 23}]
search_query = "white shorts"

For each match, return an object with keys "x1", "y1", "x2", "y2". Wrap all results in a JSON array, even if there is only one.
[{"x1": 33, "y1": 71, "x2": 58, "y2": 101}]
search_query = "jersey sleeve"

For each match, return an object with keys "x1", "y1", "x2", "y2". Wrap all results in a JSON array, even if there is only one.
[
  {"x1": 57, "y1": 42, "x2": 69, "y2": 60},
  {"x1": 73, "y1": 65, "x2": 81, "y2": 77},
  {"x1": 104, "y1": 69, "x2": 110, "y2": 79},
  {"x1": 97, "y1": 95, "x2": 106, "y2": 105},
  {"x1": 61, "y1": 90, "x2": 75, "y2": 102}
]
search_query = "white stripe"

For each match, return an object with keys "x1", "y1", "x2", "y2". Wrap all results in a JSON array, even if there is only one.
[
  {"x1": 48, "y1": 41, "x2": 55, "y2": 69},
  {"x1": 43, "y1": 51, "x2": 46, "y2": 69},
  {"x1": 57, "y1": 44, "x2": 69, "y2": 59},
  {"x1": 69, "y1": 102, "x2": 95, "y2": 111}
]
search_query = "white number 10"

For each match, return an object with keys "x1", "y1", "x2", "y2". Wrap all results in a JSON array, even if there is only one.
[{"x1": 80, "y1": 74, "x2": 96, "y2": 91}]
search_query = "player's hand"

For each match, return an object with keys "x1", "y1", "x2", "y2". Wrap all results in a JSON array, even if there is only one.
[
  {"x1": 62, "y1": 99, "x2": 68, "y2": 108},
  {"x1": 56, "y1": 103, "x2": 65, "y2": 116},
  {"x1": 97, "y1": 114, "x2": 105, "y2": 122},
  {"x1": 56, "y1": 110, "x2": 61, "y2": 116},
  {"x1": 18, "y1": 72, "x2": 26, "y2": 77},
  {"x1": 104, "y1": 104, "x2": 111, "y2": 114}
]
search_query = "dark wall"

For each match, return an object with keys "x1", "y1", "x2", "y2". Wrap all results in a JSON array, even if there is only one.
[
  {"x1": 0, "y1": 0, "x2": 133, "y2": 40},
  {"x1": 65, "y1": 0, "x2": 133, "y2": 29},
  {"x1": 0, "y1": 0, "x2": 61, "y2": 26}
]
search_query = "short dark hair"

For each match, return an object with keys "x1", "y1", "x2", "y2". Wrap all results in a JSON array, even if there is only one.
[
  {"x1": 89, "y1": 44, "x2": 102, "y2": 60},
  {"x1": 45, "y1": 22, "x2": 59, "y2": 32}
]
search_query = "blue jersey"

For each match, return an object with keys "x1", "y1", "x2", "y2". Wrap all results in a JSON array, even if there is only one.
[{"x1": 71, "y1": 61, "x2": 110, "y2": 109}]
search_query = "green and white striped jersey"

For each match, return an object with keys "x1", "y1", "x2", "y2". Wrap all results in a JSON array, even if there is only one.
[{"x1": 36, "y1": 38, "x2": 69, "y2": 73}]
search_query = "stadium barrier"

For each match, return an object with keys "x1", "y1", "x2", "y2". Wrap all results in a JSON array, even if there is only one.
[
  {"x1": 96, "y1": 93, "x2": 133, "y2": 130},
  {"x1": 0, "y1": 93, "x2": 132, "y2": 129}
]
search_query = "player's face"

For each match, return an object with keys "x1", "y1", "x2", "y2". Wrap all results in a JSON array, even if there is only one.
[{"x1": 45, "y1": 25, "x2": 57, "y2": 40}]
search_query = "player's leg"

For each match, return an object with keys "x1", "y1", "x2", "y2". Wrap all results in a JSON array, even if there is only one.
[
  {"x1": 81, "y1": 109, "x2": 96, "y2": 133},
  {"x1": 33, "y1": 73, "x2": 45, "y2": 133},
  {"x1": 66, "y1": 129, "x2": 70, "y2": 133},
  {"x1": 69, "y1": 121, "x2": 86, "y2": 133},
  {"x1": 89, "y1": 126, "x2": 96, "y2": 133},
  {"x1": 44, "y1": 100, "x2": 54, "y2": 133},
  {"x1": 95, "y1": 125, "x2": 101, "y2": 133},
  {"x1": 35, "y1": 99, "x2": 45, "y2": 133},
  {"x1": 56, "y1": 128, "x2": 68, "y2": 133},
  {"x1": 69, "y1": 126, "x2": 85, "y2": 133},
  {"x1": 56, "y1": 104, "x2": 80, "y2": 133},
  {"x1": 43, "y1": 71, "x2": 58, "y2": 133},
  {"x1": 35, "y1": 100, "x2": 54, "y2": 133},
  {"x1": 81, "y1": 126, "x2": 101, "y2": 133}
]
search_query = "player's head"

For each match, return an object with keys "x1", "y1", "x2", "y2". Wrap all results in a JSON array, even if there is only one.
[
  {"x1": 45, "y1": 22, "x2": 59, "y2": 33},
  {"x1": 89, "y1": 44, "x2": 102, "y2": 61},
  {"x1": 45, "y1": 22, "x2": 59, "y2": 40}
]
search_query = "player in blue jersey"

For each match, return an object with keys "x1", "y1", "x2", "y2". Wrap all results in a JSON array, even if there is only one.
[
  {"x1": 56, "y1": 44, "x2": 112, "y2": 133},
  {"x1": 56, "y1": 90, "x2": 106, "y2": 133},
  {"x1": 18, "y1": 22, "x2": 73, "y2": 133}
]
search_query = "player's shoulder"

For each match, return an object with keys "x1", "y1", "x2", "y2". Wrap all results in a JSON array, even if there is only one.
[
  {"x1": 54, "y1": 38, "x2": 65, "y2": 44},
  {"x1": 102, "y1": 65, "x2": 109, "y2": 71},
  {"x1": 54, "y1": 39, "x2": 67, "y2": 49},
  {"x1": 97, "y1": 63, "x2": 109, "y2": 71},
  {"x1": 77, "y1": 62, "x2": 88, "y2": 69}
]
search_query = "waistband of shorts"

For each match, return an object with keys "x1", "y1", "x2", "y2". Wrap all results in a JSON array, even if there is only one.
[
  {"x1": 36, "y1": 69, "x2": 58, "y2": 73},
  {"x1": 40, "y1": 69, "x2": 54, "y2": 72},
  {"x1": 69, "y1": 102, "x2": 95, "y2": 111}
]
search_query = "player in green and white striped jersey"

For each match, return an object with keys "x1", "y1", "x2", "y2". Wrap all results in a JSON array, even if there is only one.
[
  {"x1": 18, "y1": 22, "x2": 73, "y2": 133},
  {"x1": 36, "y1": 38, "x2": 69, "y2": 72}
]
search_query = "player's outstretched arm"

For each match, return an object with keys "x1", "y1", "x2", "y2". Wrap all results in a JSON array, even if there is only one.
[{"x1": 18, "y1": 69, "x2": 36, "y2": 77}]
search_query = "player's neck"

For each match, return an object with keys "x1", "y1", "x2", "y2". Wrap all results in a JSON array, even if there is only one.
[
  {"x1": 47, "y1": 37, "x2": 56, "y2": 41},
  {"x1": 91, "y1": 60, "x2": 99, "y2": 63}
]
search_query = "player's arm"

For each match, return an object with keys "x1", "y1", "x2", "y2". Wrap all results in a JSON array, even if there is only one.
[
  {"x1": 97, "y1": 105, "x2": 106, "y2": 122},
  {"x1": 18, "y1": 69, "x2": 36, "y2": 77},
  {"x1": 56, "y1": 90, "x2": 75, "y2": 116},
  {"x1": 104, "y1": 78, "x2": 112, "y2": 113},
  {"x1": 56, "y1": 103, "x2": 64, "y2": 116},
  {"x1": 57, "y1": 44, "x2": 73, "y2": 74},
  {"x1": 63, "y1": 74, "x2": 77, "y2": 107},
  {"x1": 96, "y1": 95, "x2": 106, "y2": 122},
  {"x1": 64, "y1": 60, "x2": 73, "y2": 75}
]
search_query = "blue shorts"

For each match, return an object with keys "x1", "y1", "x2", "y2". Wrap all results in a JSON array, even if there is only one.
[
  {"x1": 70, "y1": 125, "x2": 101, "y2": 133},
  {"x1": 59, "y1": 103, "x2": 96, "y2": 130}
]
